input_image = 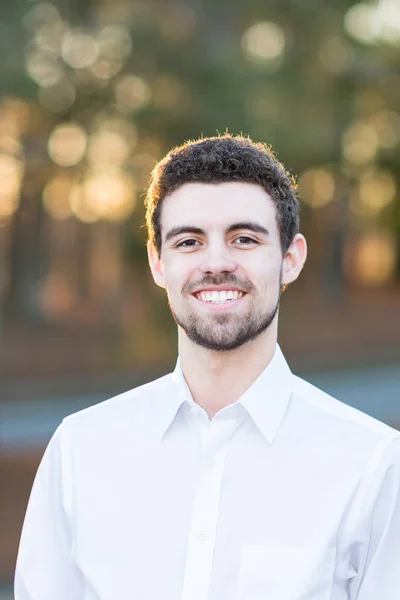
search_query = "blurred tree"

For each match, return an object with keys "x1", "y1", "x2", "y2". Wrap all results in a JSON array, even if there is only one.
[{"x1": 0, "y1": 0, "x2": 398, "y2": 326}]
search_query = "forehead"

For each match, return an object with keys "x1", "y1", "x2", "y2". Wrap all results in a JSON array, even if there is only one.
[{"x1": 160, "y1": 181, "x2": 277, "y2": 235}]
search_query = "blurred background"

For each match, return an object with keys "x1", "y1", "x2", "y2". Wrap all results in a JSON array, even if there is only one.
[{"x1": 0, "y1": 0, "x2": 399, "y2": 595}]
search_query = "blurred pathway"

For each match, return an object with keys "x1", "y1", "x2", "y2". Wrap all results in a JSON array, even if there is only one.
[{"x1": 1, "y1": 362, "x2": 399, "y2": 450}]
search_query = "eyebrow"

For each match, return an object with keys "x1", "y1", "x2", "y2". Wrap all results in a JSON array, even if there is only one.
[
  {"x1": 164, "y1": 222, "x2": 269, "y2": 243},
  {"x1": 225, "y1": 222, "x2": 270, "y2": 236}
]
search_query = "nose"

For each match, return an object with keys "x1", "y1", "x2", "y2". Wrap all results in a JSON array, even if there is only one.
[{"x1": 199, "y1": 244, "x2": 237, "y2": 275}]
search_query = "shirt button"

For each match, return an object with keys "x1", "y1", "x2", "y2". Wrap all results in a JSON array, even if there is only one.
[
  {"x1": 197, "y1": 531, "x2": 207, "y2": 541},
  {"x1": 206, "y1": 459, "x2": 215, "y2": 469}
]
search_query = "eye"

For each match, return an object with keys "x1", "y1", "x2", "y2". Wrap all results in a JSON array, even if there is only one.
[
  {"x1": 176, "y1": 239, "x2": 200, "y2": 248},
  {"x1": 234, "y1": 236, "x2": 258, "y2": 245}
]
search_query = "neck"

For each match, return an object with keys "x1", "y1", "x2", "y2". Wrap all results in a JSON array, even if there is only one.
[{"x1": 177, "y1": 323, "x2": 278, "y2": 420}]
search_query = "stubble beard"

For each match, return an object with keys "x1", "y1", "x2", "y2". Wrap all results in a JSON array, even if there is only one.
[{"x1": 169, "y1": 290, "x2": 280, "y2": 352}]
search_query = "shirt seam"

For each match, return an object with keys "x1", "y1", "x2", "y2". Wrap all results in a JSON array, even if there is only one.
[
  {"x1": 340, "y1": 434, "x2": 400, "y2": 562},
  {"x1": 59, "y1": 419, "x2": 74, "y2": 523}
]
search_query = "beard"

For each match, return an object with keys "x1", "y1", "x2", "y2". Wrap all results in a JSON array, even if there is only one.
[{"x1": 168, "y1": 274, "x2": 282, "y2": 352}]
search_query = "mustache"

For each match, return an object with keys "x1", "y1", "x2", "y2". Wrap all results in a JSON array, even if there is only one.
[{"x1": 183, "y1": 275, "x2": 254, "y2": 294}]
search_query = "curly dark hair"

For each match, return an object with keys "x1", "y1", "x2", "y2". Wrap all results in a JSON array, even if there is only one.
[{"x1": 145, "y1": 133, "x2": 300, "y2": 256}]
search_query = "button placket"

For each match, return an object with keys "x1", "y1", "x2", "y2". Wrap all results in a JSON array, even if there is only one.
[{"x1": 181, "y1": 417, "x2": 233, "y2": 600}]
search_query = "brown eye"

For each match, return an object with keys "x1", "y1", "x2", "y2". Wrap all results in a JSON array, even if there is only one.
[
  {"x1": 177, "y1": 239, "x2": 199, "y2": 248},
  {"x1": 235, "y1": 236, "x2": 258, "y2": 245}
]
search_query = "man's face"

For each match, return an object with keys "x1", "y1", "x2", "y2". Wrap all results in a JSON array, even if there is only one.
[{"x1": 150, "y1": 182, "x2": 290, "y2": 351}]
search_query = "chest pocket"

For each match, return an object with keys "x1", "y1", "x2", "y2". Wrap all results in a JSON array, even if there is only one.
[{"x1": 236, "y1": 544, "x2": 336, "y2": 600}]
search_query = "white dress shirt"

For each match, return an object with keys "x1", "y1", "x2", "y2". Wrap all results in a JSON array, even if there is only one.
[{"x1": 15, "y1": 345, "x2": 400, "y2": 600}]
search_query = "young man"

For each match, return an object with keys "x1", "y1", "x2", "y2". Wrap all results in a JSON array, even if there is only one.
[{"x1": 15, "y1": 135, "x2": 400, "y2": 600}]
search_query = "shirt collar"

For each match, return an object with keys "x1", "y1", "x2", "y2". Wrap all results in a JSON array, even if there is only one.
[
  {"x1": 237, "y1": 344, "x2": 293, "y2": 444},
  {"x1": 153, "y1": 344, "x2": 293, "y2": 444}
]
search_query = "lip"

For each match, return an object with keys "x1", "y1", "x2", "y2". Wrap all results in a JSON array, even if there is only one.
[{"x1": 191, "y1": 292, "x2": 247, "y2": 311}]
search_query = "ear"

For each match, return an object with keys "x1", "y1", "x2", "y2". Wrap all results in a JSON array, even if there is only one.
[
  {"x1": 281, "y1": 233, "x2": 307, "y2": 286},
  {"x1": 147, "y1": 241, "x2": 166, "y2": 289}
]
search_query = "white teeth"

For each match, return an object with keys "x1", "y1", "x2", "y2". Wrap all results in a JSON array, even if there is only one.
[{"x1": 196, "y1": 290, "x2": 244, "y2": 303}]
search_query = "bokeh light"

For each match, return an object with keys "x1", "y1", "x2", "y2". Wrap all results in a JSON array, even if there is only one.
[
  {"x1": 36, "y1": 272, "x2": 77, "y2": 317},
  {"x1": 344, "y1": 3, "x2": 381, "y2": 44},
  {"x1": 87, "y1": 130, "x2": 131, "y2": 166},
  {"x1": 351, "y1": 169, "x2": 397, "y2": 216},
  {"x1": 47, "y1": 123, "x2": 87, "y2": 167},
  {"x1": 33, "y1": 20, "x2": 66, "y2": 55},
  {"x1": 69, "y1": 168, "x2": 136, "y2": 223},
  {"x1": 90, "y1": 57, "x2": 123, "y2": 80},
  {"x1": 369, "y1": 110, "x2": 400, "y2": 148},
  {"x1": 0, "y1": 154, "x2": 24, "y2": 218},
  {"x1": 347, "y1": 231, "x2": 397, "y2": 285},
  {"x1": 25, "y1": 51, "x2": 64, "y2": 87},
  {"x1": 344, "y1": 0, "x2": 400, "y2": 45},
  {"x1": 42, "y1": 174, "x2": 75, "y2": 220},
  {"x1": 97, "y1": 25, "x2": 132, "y2": 61},
  {"x1": 0, "y1": 98, "x2": 30, "y2": 155},
  {"x1": 61, "y1": 29, "x2": 99, "y2": 69},
  {"x1": 242, "y1": 21, "x2": 286, "y2": 66},
  {"x1": 298, "y1": 168, "x2": 336, "y2": 208},
  {"x1": 114, "y1": 74, "x2": 151, "y2": 112},
  {"x1": 38, "y1": 79, "x2": 76, "y2": 112},
  {"x1": 342, "y1": 121, "x2": 379, "y2": 165},
  {"x1": 23, "y1": 3, "x2": 62, "y2": 32},
  {"x1": 93, "y1": 115, "x2": 138, "y2": 144}
]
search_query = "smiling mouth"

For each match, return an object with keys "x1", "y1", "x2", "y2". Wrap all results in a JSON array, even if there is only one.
[{"x1": 193, "y1": 290, "x2": 246, "y2": 304}]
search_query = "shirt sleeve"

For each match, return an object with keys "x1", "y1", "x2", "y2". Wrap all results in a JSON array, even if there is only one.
[
  {"x1": 14, "y1": 422, "x2": 85, "y2": 600},
  {"x1": 349, "y1": 436, "x2": 400, "y2": 600}
]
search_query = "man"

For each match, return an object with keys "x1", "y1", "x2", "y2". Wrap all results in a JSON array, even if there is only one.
[{"x1": 15, "y1": 134, "x2": 400, "y2": 600}]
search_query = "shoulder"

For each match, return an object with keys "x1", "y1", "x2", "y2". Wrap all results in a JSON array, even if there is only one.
[
  {"x1": 60, "y1": 372, "x2": 173, "y2": 434},
  {"x1": 291, "y1": 373, "x2": 400, "y2": 444}
]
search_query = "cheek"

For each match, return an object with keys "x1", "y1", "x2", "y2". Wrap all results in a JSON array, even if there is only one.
[
  {"x1": 256, "y1": 263, "x2": 281, "y2": 285},
  {"x1": 254, "y1": 267, "x2": 282, "y2": 299},
  {"x1": 165, "y1": 259, "x2": 197, "y2": 292},
  {"x1": 163, "y1": 268, "x2": 188, "y2": 301}
]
